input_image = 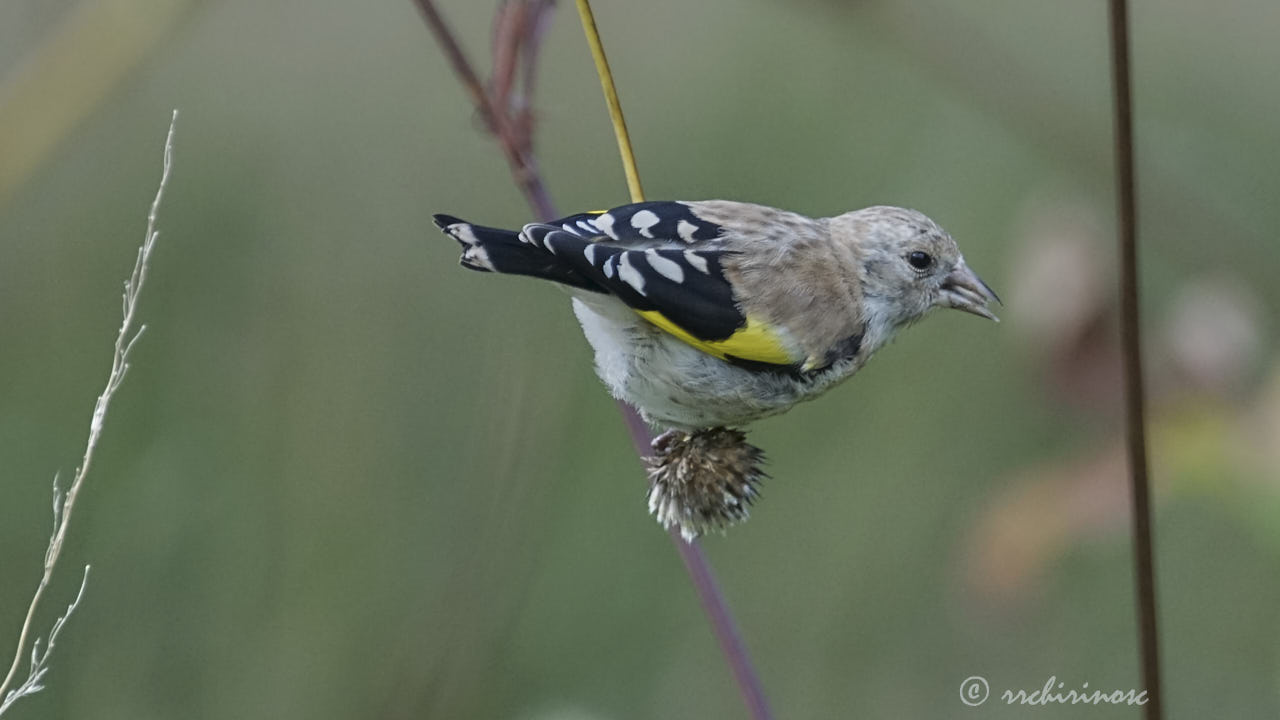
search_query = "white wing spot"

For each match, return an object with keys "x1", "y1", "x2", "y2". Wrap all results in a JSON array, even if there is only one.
[
  {"x1": 630, "y1": 209, "x2": 660, "y2": 238},
  {"x1": 683, "y1": 250, "x2": 709, "y2": 274},
  {"x1": 452, "y1": 224, "x2": 480, "y2": 246},
  {"x1": 618, "y1": 253, "x2": 647, "y2": 295},
  {"x1": 645, "y1": 250, "x2": 685, "y2": 284},
  {"x1": 462, "y1": 244, "x2": 493, "y2": 270},
  {"x1": 584, "y1": 242, "x2": 600, "y2": 265},
  {"x1": 677, "y1": 219, "x2": 699, "y2": 243},
  {"x1": 576, "y1": 219, "x2": 597, "y2": 236},
  {"x1": 595, "y1": 213, "x2": 618, "y2": 239},
  {"x1": 603, "y1": 255, "x2": 617, "y2": 279}
]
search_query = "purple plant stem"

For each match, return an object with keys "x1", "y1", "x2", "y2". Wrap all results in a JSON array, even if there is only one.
[
  {"x1": 411, "y1": 0, "x2": 557, "y2": 221},
  {"x1": 414, "y1": 3, "x2": 772, "y2": 717},
  {"x1": 614, "y1": 401, "x2": 773, "y2": 720}
]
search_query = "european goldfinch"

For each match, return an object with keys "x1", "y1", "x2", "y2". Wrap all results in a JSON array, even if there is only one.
[
  {"x1": 435, "y1": 200, "x2": 999, "y2": 536},
  {"x1": 436, "y1": 200, "x2": 997, "y2": 426}
]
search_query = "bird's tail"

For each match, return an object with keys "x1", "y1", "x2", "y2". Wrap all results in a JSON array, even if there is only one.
[{"x1": 433, "y1": 214, "x2": 597, "y2": 291}]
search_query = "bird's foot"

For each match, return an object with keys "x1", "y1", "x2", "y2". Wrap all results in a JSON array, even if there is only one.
[{"x1": 650, "y1": 429, "x2": 687, "y2": 455}]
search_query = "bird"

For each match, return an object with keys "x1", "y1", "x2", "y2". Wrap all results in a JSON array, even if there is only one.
[{"x1": 435, "y1": 200, "x2": 999, "y2": 537}]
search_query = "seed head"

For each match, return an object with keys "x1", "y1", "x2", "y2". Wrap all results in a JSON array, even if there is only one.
[{"x1": 646, "y1": 428, "x2": 768, "y2": 540}]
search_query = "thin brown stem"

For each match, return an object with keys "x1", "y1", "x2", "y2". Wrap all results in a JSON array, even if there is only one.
[
  {"x1": 410, "y1": 0, "x2": 555, "y2": 221},
  {"x1": 1106, "y1": 2, "x2": 1162, "y2": 718}
]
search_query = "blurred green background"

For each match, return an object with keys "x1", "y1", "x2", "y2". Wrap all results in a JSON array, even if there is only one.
[{"x1": 2, "y1": 1, "x2": 1278, "y2": 718}]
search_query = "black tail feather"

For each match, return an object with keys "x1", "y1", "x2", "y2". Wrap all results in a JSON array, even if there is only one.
[
  {"x1": 433, "y1": 214, "x2": 602, "y2": 292},
  {"x1": 432, "y1": 213, "x2": 464, "y2": 229}
]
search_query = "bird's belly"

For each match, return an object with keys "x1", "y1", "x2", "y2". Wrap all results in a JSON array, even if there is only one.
[{"x1": 571, "y1": 296, "x2": 848, "y2": 430}]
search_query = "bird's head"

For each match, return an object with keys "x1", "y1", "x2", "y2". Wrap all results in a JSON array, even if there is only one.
[{"x1": 833, "y1": 206, "x2": 1000, "y2": 332}]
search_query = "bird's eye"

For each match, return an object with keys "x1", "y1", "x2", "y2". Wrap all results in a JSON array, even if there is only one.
[{"x1": 907, "y1": 251, "x2": 933, "y2": 270}]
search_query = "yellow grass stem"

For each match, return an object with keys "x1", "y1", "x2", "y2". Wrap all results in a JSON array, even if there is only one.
[{"x1": 573, "y1": 0, "x2": 645, "y2": 203}]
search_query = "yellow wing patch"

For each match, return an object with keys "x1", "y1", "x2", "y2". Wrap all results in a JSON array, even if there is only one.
[{"x1": 638, "y1": 310, "x2": 795, "y2": 366}]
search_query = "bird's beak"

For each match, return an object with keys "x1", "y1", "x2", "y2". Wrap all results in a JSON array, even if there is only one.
[{"x1": 941, "y1": 260, "x2": 1001, "y2": 321}]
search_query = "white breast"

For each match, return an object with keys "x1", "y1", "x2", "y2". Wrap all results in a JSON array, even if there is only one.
[{"x1": 571, "y1": 295, "x2": 860, "y2": 430}]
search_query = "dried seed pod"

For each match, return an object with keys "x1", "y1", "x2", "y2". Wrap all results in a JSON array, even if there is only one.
[{"x1": 645, "y1": 428, "x2": 767, "y2": 540}]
